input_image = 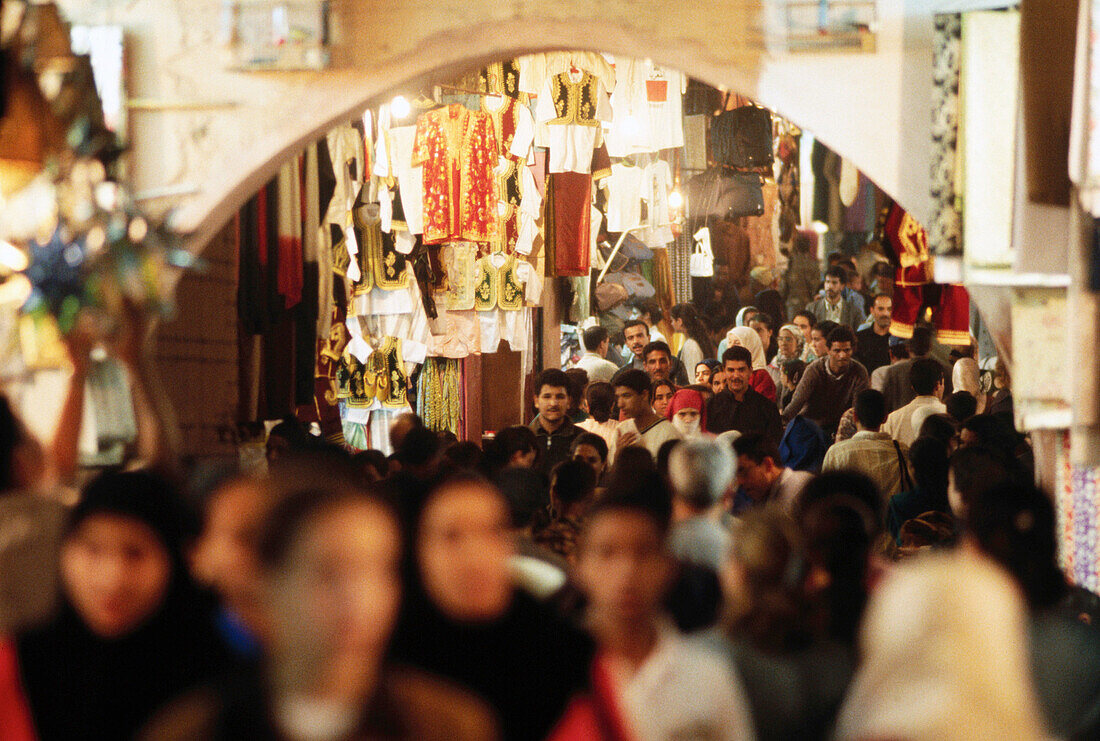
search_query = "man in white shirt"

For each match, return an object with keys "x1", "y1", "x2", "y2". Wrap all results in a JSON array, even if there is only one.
[
  {"x1": 575, "y1": 494, "x2": 755, "y2": 741},
  {"x1": 882, "y1": 358, "x2": 947, "y2": 447},
  {"x1": 824, "y1": 389, "x2": 910, "y2": 501},
  {"x1": 574, "y1": 325, "x2": 620, "y2": 384},
  {"x1": 609, "y1": 369, "x2": 681, "y2": 462}
]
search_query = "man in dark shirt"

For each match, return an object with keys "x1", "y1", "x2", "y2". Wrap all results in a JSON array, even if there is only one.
[
  {"x1": 880, "y1": 325, "x2": 953, "y2": 414},
  {"x1": 707, "y1": 346, "x2": 783, "y2": 447},
  {"x1": 782, "y1": 325, "x2": 869, "y2": 438},
  {"x1": 529, "y1": 368, "x2": 580, "y2": 476},
  {"x1": 855, "y1": 293, "x2": 893, "y2": 374},
  {"x1": 613, "y1": 322, "x2": 687, "y2": 386}
]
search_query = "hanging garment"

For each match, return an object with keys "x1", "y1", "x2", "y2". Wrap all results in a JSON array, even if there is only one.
[
  {"x1": 605, "y1": 58, "x2": 686, "y2": 155},
  {"x1": 439, "y1": 241, "x2": 478, "y2": 311},
  {"x1": 639, "y1": 159, "x2": 675, "y2": 246},
  {"x1": 324, "y1": 124, "x2": 365, "y2": 228},
  {"x1": 547, "y1": 171, "x2": 594, "y2": 277},
  {"x1": 418, "y1": 357, "x2": 464, "y2": 435},
  {"x1": 641, "y1": 62, "x2": 686, "y2": 151},
  {"x1": 324, "y1": 125, "x2": 366, "y2": 290},
  {"x1": 516, "y1": 51, "x2": 616, "y2": 96},
  {"x1": 603, "y1": 162, "x2": 644, "y2": 232},
  {"x1": 314, "y1": 304, "x2": 348, "y2": 445},
  {"x1": 930, "y1": 13, "x2": 963, "y2": 257},
  {"x1": 337, "y1": 335, "x2": 421, "y2": 414},
  {"x1": 478, "y1": 60, "x2": 524, "y2": 99},
  {"x1": 515, "y1": 165, "x2": 543, "y2": 256},
  {"x1": 881, "y1": 203, "x2": 970, "y2": 345},
  {"x1": 377, "y1": 125, "x2": 425, "y2": 236},
  {"x1": 314, "y1": 140, "x2": 336, "y2": 340},
  {"x1": 361, "y1": 207, "x2": 410, "y2": 291},
  {"x1": 276, "y1": 158, "x2": 304, "y2": 309},
  {"x1": 340, "y1": 406, "x2": 370, "y2": 451},
  {"x1": 349, "y1": 207, "x2": 376, "y2": 297},
  {"x1": 427, "y1": 308, "x2": 481, "y2": 359},
  {"x1": 536, "y1": 70, "x2": 613, "y2": 174},
  {"x1": 473, "y1": 255, "x2": 499, "y2": 312},
  {"x1": 743, "y1": 180, "x2": 780, "y2": 270},
  {"x1": 413, "y1": 104, "x2": 499, "y2": 244},
  {"x1": 929, "y1": 284, "x2": 971, "y2": 346},
  {"x1": 481, "y1": 94, "x2": 536, "y2": 255},
  {"x1": 498, "y1": 254, "x2": 526, "y2": 311}
]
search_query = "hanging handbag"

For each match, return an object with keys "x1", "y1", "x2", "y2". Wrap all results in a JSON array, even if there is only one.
[
  {"x1": 690, "y1": 227, "x2": 714, "y2": 277},
  {"x1": 686, "y1": 168, "x2": 765, "y2": 223},
  {"x1": 716, "y1": 171, "x2": 765, "y2": 220},
  {"x1": 711, "y1": 105, "x2": 774, "y2": 168},
  {"x1": 594, "y1": 281, "x2": 629, "y2": 312}
]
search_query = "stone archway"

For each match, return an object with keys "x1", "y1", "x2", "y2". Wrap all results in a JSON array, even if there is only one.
[{"x1": 56, "y1": 0, "x2": 931, "y2": 255}]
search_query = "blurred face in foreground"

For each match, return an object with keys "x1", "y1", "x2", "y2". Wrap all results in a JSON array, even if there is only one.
[
  {"x1": 61, "y1": 514, "x2": 172, "y2": 639},
  {"x1": 190, "y1": 477, "x2": 267, "y2": 632},
  {"x1": 417, "y1": 480, "x2": 514, "y2": 622},
  {"x1": 264, "y1": 499, "x2": 402, "y2": 701},
  {"x1": 577, "y1": 509, "x2": 670, "y2": 627},
  {"x1": 615, "y1": 386, "x2": 650, "y2": 420}
]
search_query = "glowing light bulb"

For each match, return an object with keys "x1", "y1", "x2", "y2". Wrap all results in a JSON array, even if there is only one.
[
  {"x1": 390, "y1": 95, "x2": 410, "y2": 120},
  {"x1": 811, "y1": 220, "x2": 829, "y2": 235},
  {"x1": 668, "y1": 190, "x2": 683, "y2": 210}
]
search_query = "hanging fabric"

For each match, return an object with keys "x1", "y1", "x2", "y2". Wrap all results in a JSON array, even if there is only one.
[
  {"x1": 547, "y1": 172, "x2": 593, "y2": 277},
  {"x1": 481, "y1": 94, "x2": 536, "y2": 256},
  {"x1": 930, "y1": 12, "x2": 963, "y2": 257},
  {"x1": 418, "y1": 357, "x2": 464, "y2": 435},
  {"x1": 881, "y1": 202, "x2": 971, "y2": 346},
  {"x1": 314, "y1": 304, "x2": 348, "y2": 445}
]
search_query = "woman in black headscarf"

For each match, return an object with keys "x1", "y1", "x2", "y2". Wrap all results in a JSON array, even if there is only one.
[
  {"x1": 3, "y1": 469, "x2": 232, "y2": 740},
  {"x1": 388, "y1": 472, "x2": 593, "y2": 741}
]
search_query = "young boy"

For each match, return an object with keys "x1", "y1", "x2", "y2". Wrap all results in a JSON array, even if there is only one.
[{"x1": 608, "y1": 370, "x2": 681, "y2": 463}]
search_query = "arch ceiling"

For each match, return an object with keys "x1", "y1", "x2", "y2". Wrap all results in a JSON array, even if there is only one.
[{"x1": 57, "y1": 0, "x2": 932, "y2": 253}]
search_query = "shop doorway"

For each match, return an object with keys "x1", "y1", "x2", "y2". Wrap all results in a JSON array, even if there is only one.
[{"x1": 155, "y1": 49, "x2": 990, "y2": 459}]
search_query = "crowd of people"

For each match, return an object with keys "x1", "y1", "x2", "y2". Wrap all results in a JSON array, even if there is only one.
[{"x1": 0, "y1": 279, "x2": 1099, "y2": 740}]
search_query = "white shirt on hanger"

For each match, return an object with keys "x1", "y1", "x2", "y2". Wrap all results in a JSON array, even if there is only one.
[
  {"x1": 604, "y1": 162, "x2": 645, "y2": 232},
  {"x1": 385, "y1": 126, "x2": 424, "y2": 235},
  {"x1": 535, "y1": 71, "x2": 612, "y2": 174}
]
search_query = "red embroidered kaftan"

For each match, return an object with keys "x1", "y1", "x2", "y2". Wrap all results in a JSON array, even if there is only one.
[{"x1": 412, "y1": 104, "x2": 499, "y2": 245}]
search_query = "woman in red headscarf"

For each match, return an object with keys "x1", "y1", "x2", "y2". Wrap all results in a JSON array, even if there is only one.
[{"x1": 666, "y1": 389, "x2": 710, "y2": 440}]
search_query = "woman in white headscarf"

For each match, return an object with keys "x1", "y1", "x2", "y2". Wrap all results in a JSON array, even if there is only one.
[
  {"x1": 952, "y1": 357, "x2": 985, "y2": 414},
  {"x1": 726, "y1": 326, "x2": 776, "y2": 402},
  {"x1": 834, "y1": 551, "x2": 1048, "y2": 741},
  {"x1": 768, "y1": 324, "x2": 805, "y2": 401},
  {"x1": 716, "y1": 306, "x2": 760, "y2": 360}
]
